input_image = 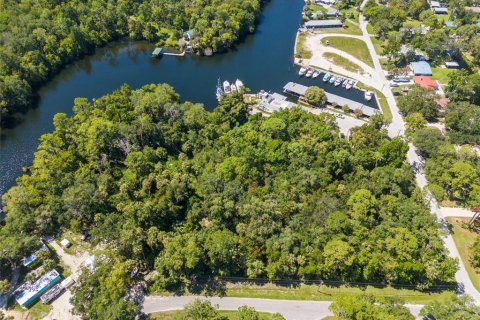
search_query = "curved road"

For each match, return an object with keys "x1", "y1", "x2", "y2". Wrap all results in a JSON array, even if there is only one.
[
  {"x1": 142, "y1": 296, "x2": 423, "y2": 319},
  {"x1": 358, "y1": 0, "x2": 480, "y2": 303}
]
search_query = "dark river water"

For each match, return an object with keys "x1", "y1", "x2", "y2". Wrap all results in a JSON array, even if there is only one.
[{"x1": 0, "y1": 0, "x2": 377, "y2": 196}]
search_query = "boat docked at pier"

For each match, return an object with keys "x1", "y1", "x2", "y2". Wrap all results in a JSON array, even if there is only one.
[
  {"x1": 298, "y1": 67, "x2": 307, "y2": 76},
  {"x1": 235, "y1": 79, "x2": 244, "y2": 90},
  {"x1": 312, "y1": 70, "x2": 321, "y2": 78},
  {"x1": 322, "y1": 72, "x2": 331, "y2": 82},
  {"x1": 223, "y1": 81, "x2": 231, "y2": 94}
]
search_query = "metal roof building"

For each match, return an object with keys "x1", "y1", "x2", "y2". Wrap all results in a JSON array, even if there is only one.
[
  {"x1": 410, "y1": 61, "x2": 432, "y2": 76},
  {"x1": 15, "y1": 269, "x2": 61, "y2": 308},
  {"x1": 283, "y1": 82, "x2": 380, "y2": 117},
  {"x1": 433, "y1": 7, "x2": 448, "y2": 14},
  {"x1": 304, "y1": 19, "x2": 343, "y2": 29}
]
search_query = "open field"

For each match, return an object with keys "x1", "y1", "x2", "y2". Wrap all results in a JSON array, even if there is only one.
[
  {"x1": 295, "y1": 33, "x2": 312, "y2": 59},
  {"x1": 321, "y1": 37, "x2": 373, "y2": 67},
  {"x1": 431, "y1": 67, "x2": 458, "y2": 85},
  {"x1": 224, "y1": 283, "x2": 451, "y2": 304},
  {"x1": 447, "y1": 217, "x2": 480, "y2": 292},
  {"x1": 152, "y1": 310, "x2": 279, "y2": 319},
  {"x1": 322, "y1": 52, "x2": 362, "y2": 73}
]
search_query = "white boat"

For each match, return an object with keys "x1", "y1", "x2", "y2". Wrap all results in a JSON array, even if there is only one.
[
  {"x1": 312, "y1": 70, "x2": 321, "y2": 78},
  {"x1": 231, "y1": 84, "x2": 237, "y2": 93},
  {"x1": 342, "y1": 79, "x2": 348, "y2": 87},
  {"x1": 322, "y1": 72, "x2": 331, "y2": 82},
  {"x1": 334, "y1": 78, "x2": 342, "y2": 86},
  {"x1": 364, "y1": 91, "x2": 373, "y2": 101},
  {"x1": 223, "y1": 81, "x2": 231, "y2": 94},
  {"x1": 298, "y1": 67, "x2": 307, "y2": 76},
  {"x1": 306, "y1": 69, "x2": 314, "y2": 77},
  {"x1": 329, "y1": 76, "x2": 336, "y2": 84},
  {"x1": 235, "y1": 79, "x2": 244, "y2": 90},
  {"x1": 345, "y1": 80, "x2": 354, "y2": 90}
]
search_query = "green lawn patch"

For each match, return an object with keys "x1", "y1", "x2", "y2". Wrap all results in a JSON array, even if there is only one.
[
  {"x1": 295, "y1": 33, "x2": 312, "y2": 59},
  {"x1": 225, "y1": 283, "x2": 452, "y2": 304},
  {"x1": 431, "y1": 67, "x2": 458, "y2": 85},
  {"x1": 307, "y1": 3, "x2": 327, "y2": 12},
  {"x1": 318, "y1": 21, "x2": 362, "y2": 36},
  {"x1": 322, "y1": 52, "x2": 363, "y2": 73},
  {"x1": 7, "y1": 297, "x2": 52, "y2": 320},
  {"x1": 446, "y1": 217, "x2": 480, "y2": 292},
  {"x1": 152, "y1": 310, "x2": 278, "y2": 319},
  {"x1": 366, "y1": 23, "x2": 374, "y2": 35},
  {"x1": 321, "y1": 37, "x2": 374, "y2": 67}
]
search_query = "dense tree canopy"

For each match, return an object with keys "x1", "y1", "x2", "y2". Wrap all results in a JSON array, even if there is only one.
[
  {"x1": 445, "y1": 101, "x2": 480, "y2": 145},
  {"x1": 397, "y1": 87, "x2": 438, "y2": 120},
  {"x1": 0, "y1": 84, "x2": 457, "y2": 318},
  {"x1": 420, "y1": 293, "x2": 480, "y2": 320},
  {"x1": 329, "y1": 294, "x2": 414, "y2": 320},
  {"x1": 0, "y1": 0, "x2": 262, "y2": 127},
  {"x1": 413, "y1": 128, "x2": 480, "y2": 206}
]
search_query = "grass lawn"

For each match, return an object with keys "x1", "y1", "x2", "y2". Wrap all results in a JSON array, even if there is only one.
[
  {"x1": 225, "y1": 283, "x2": 451, "y2": 304},
  {"x1": 307, "y1": 3, "x2": 327, "y2": 12},
  {"x1": 366, "y1": 23, "x2": 374, "y2": 35},
  {"x1": 318, "y1": 20, "x2": 362, "y2": 36},
  {"x1": 431, "y1": 66, "x2": 458, "y2": 85},
  {"x1": 151, "y1": 310, "x2": 279, "y2": 319},
  {"x1": 322, "y1": 52, "x2": 362, "y2": 73},
  {"x1": 354, "y1": 82, "x2": 392, "y2": 122},
  {"x1": 7, "y1": 297, "x2": 52, "y2": 320},
  {"x1": 446, "y1": 217, "x2": 480, "y2": 292},
  {"x1": 295, "y1": 33, "x2": 312, "y2": 59},
  {"x1": 321, "y1": 37, "x2": 374, "y2": 67}
]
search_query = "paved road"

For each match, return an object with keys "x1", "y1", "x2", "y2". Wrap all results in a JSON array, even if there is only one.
[{"x1": 143, "y1": 296, "x2": 424, "y2": 320}]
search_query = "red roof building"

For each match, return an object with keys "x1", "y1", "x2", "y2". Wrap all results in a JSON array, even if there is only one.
[{"x1": 414, "y1": 76, "x2": 438, "y2": 90}]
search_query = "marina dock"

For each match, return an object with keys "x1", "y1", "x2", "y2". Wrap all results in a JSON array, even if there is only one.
[
  {"x1": 151, "y1": 48, "x2": 163, "y2": 57},
  {"x1": 283, "y1": 82, "x2": 379, "y2": 117}
]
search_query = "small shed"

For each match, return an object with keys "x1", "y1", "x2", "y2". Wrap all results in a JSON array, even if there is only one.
[
  {"x1": 304, "y1": 19, "x2": 343, "y2": 29},
  {"x1": 433, "y1": 7, "x2": 448, "y2": 14},
  {"x1": 183, "y1": 29, "x2": 197, "y2": 41},
  {"x1": 445, "y1": 61, "x2": 460, "y2": 68},
  {"x1": 410, "y1": 61, "x2": 432, "y2": 76},
  {"x1": 429, "y1": 1, "x2": 440, "y2": 8},
  {"x1": 60, "y1": 239, "x2": 71, "y2": 248},
  {"x1": 414, "y1": 76, "x2": 438, "y2": 90}
]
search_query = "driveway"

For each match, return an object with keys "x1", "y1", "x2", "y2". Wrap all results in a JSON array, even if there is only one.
[{"x1": 143, "y1": 296, "x2": 424, "y2": 320}]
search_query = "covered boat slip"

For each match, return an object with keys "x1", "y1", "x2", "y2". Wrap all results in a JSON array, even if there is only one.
[{"x1": 283, "y1": 82, "x2": 379, "y2": 117}]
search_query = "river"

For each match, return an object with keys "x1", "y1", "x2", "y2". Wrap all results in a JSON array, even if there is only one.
[{"x1": 0, "y1": 0, "x2": 377, "y2": 196}]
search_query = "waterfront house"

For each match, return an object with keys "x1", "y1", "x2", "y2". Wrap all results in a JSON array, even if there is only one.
[
  {"x1": 410, "y1": 61, "x2": 432, "y2": 76},
  {"x1": 304, "y1": 19, "x2": 343, "y2": 29},
  {"x1": 15, "y1": 269, "x2": 61, "y2": 308}
]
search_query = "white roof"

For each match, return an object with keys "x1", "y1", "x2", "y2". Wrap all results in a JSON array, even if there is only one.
[
  {"x1": 15, "y1": 269, "x2": 60, "y2": 306},
  {"x1": 60, "y1": 239, "x2": 71, "y2": 247}
]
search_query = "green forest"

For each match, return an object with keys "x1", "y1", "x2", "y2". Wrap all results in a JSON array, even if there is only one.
[
  {"x1": 0, "y1": 0, "x2": 261, "y2": 127},
  {"x1": 0, "y1": 83, "x2": 458, "y2": 318}
]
